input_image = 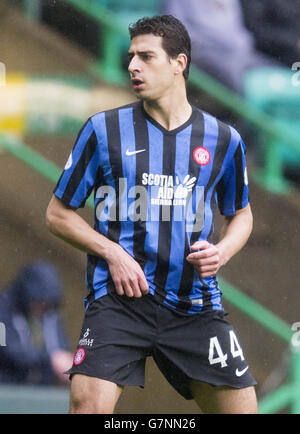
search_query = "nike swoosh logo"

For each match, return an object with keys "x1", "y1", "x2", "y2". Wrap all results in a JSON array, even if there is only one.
[
  {"x1": 126, "y1": 149, "x2": 146, "y2": 156},
  {"x1": 235, "y1": 366, "x2": 249, "y2": 377}
]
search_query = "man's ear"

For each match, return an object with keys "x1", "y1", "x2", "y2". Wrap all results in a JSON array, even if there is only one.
[{"x1": 176, "y1": 53, "x2": 188, "y2": 76}]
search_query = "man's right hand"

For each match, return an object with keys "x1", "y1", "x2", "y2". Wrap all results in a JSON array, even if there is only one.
[
  {"x1": 106, "y1": 245, "x2": 149, "y2": 298},
  {"x1": 46, "y1": 195, "x2": 149, "y2": 298}
]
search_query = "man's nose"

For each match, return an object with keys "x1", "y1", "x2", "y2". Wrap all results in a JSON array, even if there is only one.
[{"x1": 128, "y1": 56, "x2": 141, "y2": 73}]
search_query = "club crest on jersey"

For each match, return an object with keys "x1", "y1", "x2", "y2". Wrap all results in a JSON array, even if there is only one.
[
  {"x1": 193, "y1": 147, "x2": 211, "y2": 166},
  {"x1": 73, "y1": 347, "x2": 86, "y2": 365}
]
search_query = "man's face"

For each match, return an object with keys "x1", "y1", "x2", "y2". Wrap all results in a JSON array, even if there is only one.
[{"x1": 128, "y1": 34, "x2": 179, "y2": 101}]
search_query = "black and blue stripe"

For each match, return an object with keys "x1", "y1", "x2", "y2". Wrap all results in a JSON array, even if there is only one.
[{"x1": 54, "y1": 101, "x2": 249, "y2": 313}]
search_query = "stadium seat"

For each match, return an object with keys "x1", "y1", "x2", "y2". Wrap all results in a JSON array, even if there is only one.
[
  {"x1": 91, "y1": 0, "x2": 160, "y2": 83},
  {"x1": 100, "y1": 0, "x2": 160, "y2": 19},
  {"x1": 104, "y1": 0, "x2": 161, "y2": 54},
  {"x1": 243, "y1": 66, "x2": 300, "y2": 193}
]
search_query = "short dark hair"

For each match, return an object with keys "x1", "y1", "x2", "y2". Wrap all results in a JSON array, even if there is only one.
[{"x1": 129, "y1": 15, "x2": 191, "y2": 80}]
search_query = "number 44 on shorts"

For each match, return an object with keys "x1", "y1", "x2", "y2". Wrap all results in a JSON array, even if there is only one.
[{"x1": 208, "y1": 331, "x2": 244, "y2": 368}]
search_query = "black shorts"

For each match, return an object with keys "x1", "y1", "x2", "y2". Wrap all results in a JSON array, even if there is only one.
[{"x1": 67, "y1": 293, "x2": 256, "y2": 400}]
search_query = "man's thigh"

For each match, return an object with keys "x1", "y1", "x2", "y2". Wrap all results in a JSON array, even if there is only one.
[
  {"x1": 190, "y1": 380, "x2": 258, "y2": 414},
  {"x1": 69, "y1": 373, "x2": 123, "y2": 414}
]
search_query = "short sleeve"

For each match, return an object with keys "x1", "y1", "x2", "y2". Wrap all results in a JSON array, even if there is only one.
[
  {"x1": 216, "y1": 138, "x2": 249, "y2": 216},
  {"x1": 53, "y1": 118, "x2": 99, "y2": 209}
]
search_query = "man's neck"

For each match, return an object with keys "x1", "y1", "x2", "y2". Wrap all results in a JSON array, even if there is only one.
[{"x1": 143, "y1": 91, "x2": 192, "y2": 132}]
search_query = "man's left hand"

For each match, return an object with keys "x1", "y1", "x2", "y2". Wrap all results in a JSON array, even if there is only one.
[{"x1": 186, "y1": 241, "x2": 221, "y2": 278}]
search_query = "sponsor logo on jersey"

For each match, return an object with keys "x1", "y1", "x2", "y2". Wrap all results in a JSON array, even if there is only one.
[
  {"x1": 95, "y1": 175, "x2": 204, "y2": 231},
  {"x1": 142, "y1": 173, "x2": 197, "y2": 206}
]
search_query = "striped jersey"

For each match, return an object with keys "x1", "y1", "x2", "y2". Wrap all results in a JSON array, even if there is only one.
[{"x1": 54, "y1": 101, "x2": 249, "y2": 314}]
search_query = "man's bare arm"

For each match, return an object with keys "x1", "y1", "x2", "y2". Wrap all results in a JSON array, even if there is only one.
[
  {"x1": 216, "y1": 203, "x2": 253, "y2": 267},
  {"x1": 186, "y1": 204, "x2": 253, "y2": 278},
  {"x1": 45, "y1": 195, "x2": 149, "y2": 297}
]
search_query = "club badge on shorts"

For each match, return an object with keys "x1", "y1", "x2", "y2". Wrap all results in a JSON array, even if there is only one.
[
  {"x1": 193, "y1": 147, "x2": 211, "y2": 165},
  {"x1": 73, "y1": 347, "x2": 86, "y2": 365}
]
